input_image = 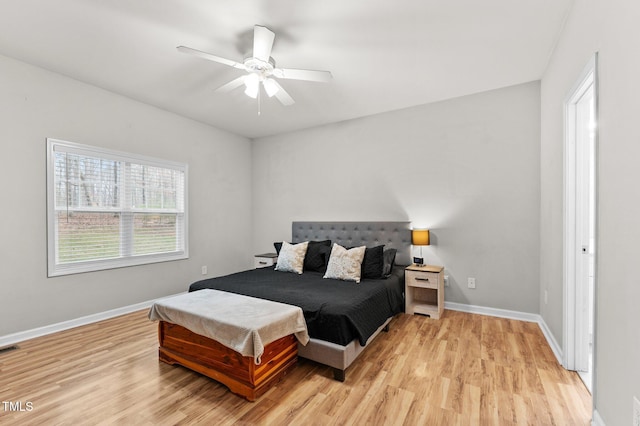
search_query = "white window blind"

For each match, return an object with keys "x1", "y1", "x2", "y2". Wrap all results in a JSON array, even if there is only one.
[{"x1": 47, "y1": 139, "x2": 188, "y2": 276}]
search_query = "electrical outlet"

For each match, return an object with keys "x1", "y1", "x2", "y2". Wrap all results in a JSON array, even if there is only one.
[
  {"x1": 633, "y1": 396, "x2": 640, "y2": 426},
  {"x1": 444, "y1": 275, "x2": 449, "y2": 287},
  {"x1": 467, "y1": 277, "x2": 476, "y2": 289},
  {"x1": 201, "y1": 266, "x2": 208, "y2": 275}
]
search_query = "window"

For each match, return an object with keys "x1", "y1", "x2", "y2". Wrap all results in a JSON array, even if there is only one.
[{"x1": 47, "y1": 139, "x2": 188, "y2": 276}]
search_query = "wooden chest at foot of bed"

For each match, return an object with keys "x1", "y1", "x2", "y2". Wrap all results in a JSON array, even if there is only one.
[{"x1": 158, "y1": 321, "x2": 298, "y2": 401}]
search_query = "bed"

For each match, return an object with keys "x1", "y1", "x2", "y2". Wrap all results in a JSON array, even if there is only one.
[{"x1": 188, "y1": 221, "x2": 411, "y2": 381}]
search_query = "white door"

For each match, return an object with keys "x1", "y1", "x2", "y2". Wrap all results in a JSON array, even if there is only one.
[{"x1": 564, "y1": 55, "x2": 597, "y2": 392}]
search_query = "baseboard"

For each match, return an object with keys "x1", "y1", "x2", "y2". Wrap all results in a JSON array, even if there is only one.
[
  {"x1": 0, "y1": 292, "x2": 185, "y2": 348},
  {"x1": 445, "y1": 301, "x2": 564, "y2": 365},
  {"x1": 535, "y1": 314, "x2": 564, "y2": 365},
  {"x1": 445, "y1": 301, "x2": 541, "y2": 322},
  {"x1": 592, "y1": 409, "x2": 605, "y2": 426}
]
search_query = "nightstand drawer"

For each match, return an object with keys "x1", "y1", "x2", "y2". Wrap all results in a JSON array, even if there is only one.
[
  {"x1": 254, "y1": 253, "x2": 277, "y2": 269},
  {"x1": 406, "y1": 271, "x2": 439, "y2": 289}
]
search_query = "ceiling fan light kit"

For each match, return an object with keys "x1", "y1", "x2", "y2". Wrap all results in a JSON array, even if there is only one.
[
  {"x1": 263, "y1": 78, "x2": 279, "y2": 97},
  {"x1": 243, "y1": 73, "x2": 261, "y2": 99},
  {"x1": 178, "y1": 25, "x2": 332, "y2": 108}
]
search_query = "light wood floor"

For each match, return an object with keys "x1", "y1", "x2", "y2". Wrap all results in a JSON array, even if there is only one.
[{"x1": 0, "y1": 309, "x2": 591, "y2": 425}]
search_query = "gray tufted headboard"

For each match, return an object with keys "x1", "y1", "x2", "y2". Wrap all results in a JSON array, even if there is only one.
[{"x1": 291, "y1": 221, "x2": 412, "y2": 266}]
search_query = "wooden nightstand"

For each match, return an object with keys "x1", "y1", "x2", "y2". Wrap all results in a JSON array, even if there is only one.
[
  {"x1": 254, "y1": 253, "x2": 278, "y2": 269},
  {"x1": 405, "y1": 264, "x2": 445, "y2": 319}
]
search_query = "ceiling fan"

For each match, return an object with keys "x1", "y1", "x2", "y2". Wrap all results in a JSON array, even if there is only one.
[{"x1": 177, "y1": 25, "x2": 332, "y2": 106}]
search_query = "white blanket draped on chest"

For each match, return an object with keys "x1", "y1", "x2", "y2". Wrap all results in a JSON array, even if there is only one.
[{"x1": 148, "y1": 289, "x2": 309, "y2": 364}]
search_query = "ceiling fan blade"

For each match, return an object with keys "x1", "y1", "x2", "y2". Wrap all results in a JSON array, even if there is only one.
[
  {"x1": 215, "y1": 76, "x2": 246, "y2": 93},
  {"x1": 252, "y1": 25, "x2": 275, "y2": 62},
  {"x1": 176, "y1": 46, "x2": 245, "y2": 70},
  {"x1": 273, "y1": 68, "x2": 333, "y2": 83},
  {"x1": 269, "y1": 80, "x2": 295, "y2": 106}
]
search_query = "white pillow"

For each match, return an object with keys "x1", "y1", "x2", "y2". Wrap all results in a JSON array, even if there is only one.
[
  {"x1": 275, "y1": 241, "x2": 309, "y2": 274},
  {"x1": 323, "y1": 243, "x2": 366, "y2": 283}
]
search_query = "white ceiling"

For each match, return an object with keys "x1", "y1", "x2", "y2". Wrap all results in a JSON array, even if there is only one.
[{"x1": 0, "y1": 0, "x2": 573, "y2": 139}]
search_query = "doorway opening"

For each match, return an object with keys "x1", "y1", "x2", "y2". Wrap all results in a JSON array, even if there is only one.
[{"x1": 563, "y1": 54, "x2": 597, "y2": 394}]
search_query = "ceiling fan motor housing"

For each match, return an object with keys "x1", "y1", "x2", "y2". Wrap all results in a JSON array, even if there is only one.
[{"x1": 244, "y1": 56, "x2": 276, "y2": 79}]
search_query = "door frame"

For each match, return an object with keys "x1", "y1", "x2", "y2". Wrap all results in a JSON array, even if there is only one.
[{"x1": 563, "y1": 53, "x2": 598, "y2": 387}]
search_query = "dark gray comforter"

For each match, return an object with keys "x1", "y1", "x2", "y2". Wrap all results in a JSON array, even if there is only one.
[{"x1": 189, "y1": 266, "x2": 405, "y2": 346}]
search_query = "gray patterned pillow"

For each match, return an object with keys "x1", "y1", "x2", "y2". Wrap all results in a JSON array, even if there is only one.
[
  {"x1": 275, "y1": 241, "x2": 309, "y2": 274},
  {"x1": 323, "y1": 243, "x2": 367, "y2": 283}
]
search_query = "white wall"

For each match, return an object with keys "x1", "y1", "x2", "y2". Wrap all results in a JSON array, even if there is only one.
[
  {"x1": 540, "y1": 1, "x2": 640, "y2": 423},
  {"x1": 0, "y1": 54, "x2": 252, "y2": 336},
  {"x1": 252, "y1": 82, "x2": 541, "y2": 313}
]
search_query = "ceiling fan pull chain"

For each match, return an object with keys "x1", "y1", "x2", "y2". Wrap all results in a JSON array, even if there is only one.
[{"x1": 258, "y1": 86, "x2": 261, "y2": 116}]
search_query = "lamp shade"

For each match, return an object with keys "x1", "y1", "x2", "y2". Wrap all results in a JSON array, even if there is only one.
[
  {"x1": 244, "y1": 73, "x2": 260, "y2": 99},
  {"x1": 411, "y1": 229, "x2": 430, "y2": 246},
  {"x1": 263, "y1": 78, "x2": 280, "y2": 97}
]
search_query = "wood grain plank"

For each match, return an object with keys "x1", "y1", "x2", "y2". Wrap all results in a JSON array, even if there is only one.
[{"x1": 0, "y1": 310, "x2": 592, "y2": 425}]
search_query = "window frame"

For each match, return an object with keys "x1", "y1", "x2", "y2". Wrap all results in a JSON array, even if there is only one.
[{"x1": 46, "y1": 138, "x2": 189, "y2": 277}]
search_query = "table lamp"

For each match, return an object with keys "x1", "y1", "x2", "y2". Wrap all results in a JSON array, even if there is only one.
[{"x1": 411, "y1": 229, "x2": 430, "y2": 266}]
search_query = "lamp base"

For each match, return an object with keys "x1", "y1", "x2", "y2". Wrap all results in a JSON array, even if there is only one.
[{"x1": 413, "y1": 257, "x2": 424, "y2": 266}]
